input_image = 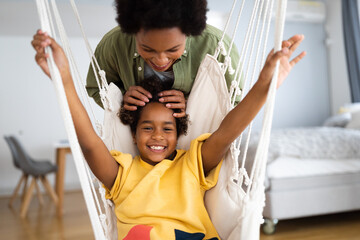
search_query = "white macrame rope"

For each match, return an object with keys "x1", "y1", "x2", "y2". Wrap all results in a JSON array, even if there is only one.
[
  {"x1": 223, "y1": 0, "x2": 247, "y2": 74},
  {"x1": 256, "y1": 0, "x2": 287, "y2": 183},
  {"x1": 35, "y1": 0, "x2": 49, "y2": 34},
  {"x1": 226, "y1": 0, "x2": 262, "y2": 182},
  {"x1": 69, "y1": 0, "x2": 103, "y2": 75},
  {"x1": 237, "y1": 0, "x2": 271, "y2": 166},
  {"x1": 227, "y1": 0, "x2": 269, "y2": 189},
  {"x1": 225, "y1": 0, "x2": 262, "y2": 182},
  {"x1": 248, "y1": 0, "x2": 287, "y2": 195},
  {"x1": 48, "y1": 0, "x2": 102, "y2": 135},
  {"x1": 240, "y1": 0, "x2": 266, "y2": 95},
  {"x1": 39, "y1": 0, "x2": 117, "y2": 238},
  {"x1": 69, "y1": 0, "x2": 113, "y2": 112},
  {"x1": 44, "y1": 0, "x2": 57, "y2": 39},
  {"x1": 39, "y1": 1, "x2": 117, "y2": 238},
  {"x1": 48, "y1": 0, "x2": 109, "y2": 235},
  {"x1": 230, "y1": 0, "x2": 261, "y2": 105},
  {"x1": 35, "y1": 1, "x2": 106, "y2": 239},
  {"x1": 214, "y1": 0, "x2": 239, "y2": 59},
  {"x1": 238, "y1": 0, "x2": 275, "y2": 188},
  {"x1": 230, "y1": 0, "x2": 260, "y2": 180},
  {"x1": 211, "y1": 0, "x2": 280, "y2": 194},
  {"x1": 260, "y1": 0, "x2": 276, "y2": 69},
  {"x1": 84, "y1": 162, "x2": 103, "y2": 216}
]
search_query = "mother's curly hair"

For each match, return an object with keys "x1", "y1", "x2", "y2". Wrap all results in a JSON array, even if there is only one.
[
  {"x1": 115, "y1": 0, "x2": 208, "y2": 36},
  {"x1": 119, "y1": 76, "x2": 189, "y2": 137}
]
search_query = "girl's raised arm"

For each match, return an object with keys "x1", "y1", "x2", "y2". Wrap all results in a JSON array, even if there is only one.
[
  {"x1": 201, "y1": 35, "x2": 306, "y2": 174},
  {"x1": 32, "y1": 30, "x2": 119, "y2": 189}
]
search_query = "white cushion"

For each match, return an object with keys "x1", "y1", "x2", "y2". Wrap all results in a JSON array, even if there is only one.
[
  {"x1": 323, "y1": 112, "x2": 351, "y2": 127},
  {"x1": 346, "y1": 111, "x2": 360, "y2": 129},
  {"x1": 339, "y1": 102, "x2": 360, "y2": 113}
]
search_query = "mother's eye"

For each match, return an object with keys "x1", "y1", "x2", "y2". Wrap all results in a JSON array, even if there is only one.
[
  {"x1": 143, "y1": 48, "x2": 155, "y2": 53},
  {"x1": 167, "y1": 49, "x2": 179, "y2": 53}
]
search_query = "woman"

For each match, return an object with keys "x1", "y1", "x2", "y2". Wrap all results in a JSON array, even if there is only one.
[{"x1": 86, "y1": 0, "x2": 240, "y2": 118}]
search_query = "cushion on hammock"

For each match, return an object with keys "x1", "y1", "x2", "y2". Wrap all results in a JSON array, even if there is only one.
[
  {"x1": 102, "y1": 82, "x2": 139, "y2": 156},
  {"x1": 179, "y1": 54, "x2": 261, "y2": 240}
]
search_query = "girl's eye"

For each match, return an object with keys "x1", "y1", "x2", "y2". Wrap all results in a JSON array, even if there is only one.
[
  {"x1": 164, "y1": 128, "x2": 174, "y2": 132},
  {"x1": 143, "y1": 127, "x2": 152, "y2": 131}
]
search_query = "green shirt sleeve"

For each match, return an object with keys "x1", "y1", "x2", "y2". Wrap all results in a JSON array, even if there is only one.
[{"x1": 86, "y1": 27, "x2": 138, "y2": 108}]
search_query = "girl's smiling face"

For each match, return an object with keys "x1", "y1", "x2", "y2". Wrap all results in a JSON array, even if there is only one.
[
  {"x1": 135, "y1": 27, "x2": 186, "y2": 72},
  {"x1": 134, "y1": 102, "x2": 178, "y2": 165}
]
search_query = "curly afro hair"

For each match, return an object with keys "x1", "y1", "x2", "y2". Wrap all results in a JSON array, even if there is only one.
[
  {"x1": 115, "y1": 0, "x2": 208, "y2": 36},
  {"x1": 119, "y1": 76, "x2": 189, "y2": 138}
]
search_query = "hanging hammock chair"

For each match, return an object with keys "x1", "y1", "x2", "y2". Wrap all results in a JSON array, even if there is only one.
[{"x1": 35, "y1": 0, "x2": 288, "y2": 239}]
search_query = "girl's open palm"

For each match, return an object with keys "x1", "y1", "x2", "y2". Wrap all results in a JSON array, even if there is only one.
[{"x1": 260, "y1": 34, "x2": 306, "y2": 88}]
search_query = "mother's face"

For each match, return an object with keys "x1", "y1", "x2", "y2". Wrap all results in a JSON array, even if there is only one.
[{"x1": 135, "y1": 27, "x2": 186, "y2": 72}]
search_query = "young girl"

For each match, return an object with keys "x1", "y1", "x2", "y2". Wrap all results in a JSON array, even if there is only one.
[{"x1": 32, "y1": 31, "x2": 305, "y2": 239}]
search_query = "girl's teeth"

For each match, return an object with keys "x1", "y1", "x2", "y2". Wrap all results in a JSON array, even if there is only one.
[{"x1": 150, "y1": 146, "x2": 164, "y2": 150}]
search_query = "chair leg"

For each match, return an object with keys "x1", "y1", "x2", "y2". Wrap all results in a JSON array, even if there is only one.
[
  {"x1": 21, "y1": 175, "x2": 29, "y2": 202},
  {"x1": 40, "y1": 176, "x2": 58, "y2": 205},
  {"x1": 20, "y1": 177, "x2": 36, "y2": 218},
  {"x1": 34, "y1": 180, "x2": 44, "y2": 206},
  {"x1": 8, "y1": 174, "x2": 26, "y2": 208}
]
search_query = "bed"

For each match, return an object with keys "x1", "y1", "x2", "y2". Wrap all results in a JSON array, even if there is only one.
[{"x1": 242, "y1": 104, "x2": 360, "y2": 234}]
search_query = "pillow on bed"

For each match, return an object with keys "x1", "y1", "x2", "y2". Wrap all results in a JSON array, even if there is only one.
[
  {"x1": 346, "y1": 111, "x2": 360, "y2": 129},
  {"x1": 323, "y1": 112, "x2": 351, "y2": 127},
  {"x1": 339, "y1": 102, "x2": 360, "y2": 113}
]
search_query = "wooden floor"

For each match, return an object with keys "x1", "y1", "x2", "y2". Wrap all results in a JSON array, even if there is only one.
[
  {"x1": 0, "y1": 191, "x2": 93, "y2": 240},
  {"x1": 1, "y1": 191, "x2": 359, "y2": 239}
]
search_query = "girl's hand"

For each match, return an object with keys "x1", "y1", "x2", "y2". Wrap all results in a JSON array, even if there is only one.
[
  {"x1": 158, "y1": 90, "x2": 186, "y2": 118},
  {"x1": 123, "y1": 86, "x2": 152, "y2": 111},
  {"x1": 31, "y1": 29, "x2": 70, "y2": 79},
  {"x1": 260, "y1": 34, "x2": 306, "y2": 88}
]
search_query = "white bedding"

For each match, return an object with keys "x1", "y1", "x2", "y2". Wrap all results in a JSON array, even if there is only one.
[
  {"x1": 258, "y1": 126, "x2": 360, "y2": 221},
  {"x1": 267, "y1": 157, "x2": 360, "y2": 179},
  {"x1": 240, "y1": 127, "x2": 360, "y2": 187},
  {"x1": 242, "y1": 127, "x2": 360, "y2": 166}
]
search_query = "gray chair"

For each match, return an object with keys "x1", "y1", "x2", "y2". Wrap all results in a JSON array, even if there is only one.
[{"x1": 4, "y1": 135, "x2": 58, "y2": 218}]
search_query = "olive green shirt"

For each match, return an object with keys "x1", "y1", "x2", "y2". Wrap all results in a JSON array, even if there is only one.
[{"x1": 86, "y1": 24, "x2": 241, "y2": 107}]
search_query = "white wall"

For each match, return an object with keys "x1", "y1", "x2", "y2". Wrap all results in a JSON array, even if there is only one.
[
  {"x1": 0, "y1": 1, "x2": 115, "y2": 195},
  {"x1": 0, "y1": 0, "x2": 348, "y2": 196}
]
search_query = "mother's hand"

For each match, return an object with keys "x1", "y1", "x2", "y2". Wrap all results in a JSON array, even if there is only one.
[
  {"x1": 123, "y1": 86, "x2": 152, "y2": 111},
  {"x1": 159, "y1": 90, "x2": 186, "y2": 118},
  {"x1": 123, "y1": 87, "x2": 187, "y2": 118}
]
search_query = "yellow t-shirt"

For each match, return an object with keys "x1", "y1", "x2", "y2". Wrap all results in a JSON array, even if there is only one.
[{"x1": 106, "y1": 133, "x2": 222, "y2": 240}]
